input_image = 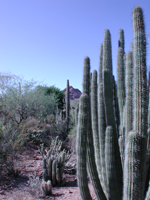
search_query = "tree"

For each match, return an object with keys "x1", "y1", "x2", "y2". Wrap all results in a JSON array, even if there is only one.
[
  {"x1": 36, "y1": 85, "x2": 65, "y2": 110},
  {"x1": 0, "y1": 75, "x2": 57, "y2": 125}
]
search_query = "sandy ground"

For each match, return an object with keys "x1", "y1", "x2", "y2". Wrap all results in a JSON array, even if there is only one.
[{"x1": 0, "y1": 144, "x2": 96, "y2": 200}]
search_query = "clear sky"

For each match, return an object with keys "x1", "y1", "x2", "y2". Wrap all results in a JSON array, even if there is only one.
[{"x1": 0, "y1": 0, "x2": 150, "y2": 91}]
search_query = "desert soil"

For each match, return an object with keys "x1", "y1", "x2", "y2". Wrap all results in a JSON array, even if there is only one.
[{"x1": 0, "y1": 144, "x2": 96, "y2": 200}]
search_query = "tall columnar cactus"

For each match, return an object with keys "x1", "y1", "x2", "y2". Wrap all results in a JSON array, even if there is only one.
[
  {"x1": 133, "y1": 6, "x2": 148, "y2": 136},
  {"x1": 117, "y1": 47, "x2": 125, "y2": 135},
  {"x1": 77, "y1": 93, "x2": 92, "y2": 200},
  {"x1": 91, "y1": 70, "x2": 101, "y2": 178},
  {"x1": 133, "y1": 7, "x2": 148, "y2": 198},
  {"x1": 98, "y1": 82, "x2": 107, "y2": 196},
  {"x1": 85, "y1": 58, "x2": 107, "y2": 200},
  {"x1": 118, "y1": 29, "x2": 126, "y2": 94},
  {"x1": 103, "y1": 29, "x2": 115, "y2": 131},
  {"x1": 77, "y1": 57, "x2": 107, "y2": 200},
  {"x1": 66, "y1": 79, "x2": 70, "y2": 132},
  {"x1": 103, "y1": 29, "x2": 123, "y2": 199}
]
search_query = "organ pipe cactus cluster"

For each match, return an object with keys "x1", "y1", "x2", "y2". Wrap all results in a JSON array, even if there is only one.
[
  {"x1": 77, "y1": 6, "x2": 150, "y2": 200},
  {"x1": 40, "y1": 137, "x2": 73, "y2": 188}
]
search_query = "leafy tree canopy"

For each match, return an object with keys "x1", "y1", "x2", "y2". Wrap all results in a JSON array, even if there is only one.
[{"x1": 36, "y1": 85, "x2": 65, "y2": 110}]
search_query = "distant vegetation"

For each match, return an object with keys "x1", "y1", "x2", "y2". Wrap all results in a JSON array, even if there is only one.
[{"x1": 0, "y1": 73, "x2": 76, "y2": 176}]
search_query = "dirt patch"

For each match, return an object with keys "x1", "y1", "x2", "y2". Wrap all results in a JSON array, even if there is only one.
[{"x1": 0, "y1": 144, "x2": 96, "y2": 200}]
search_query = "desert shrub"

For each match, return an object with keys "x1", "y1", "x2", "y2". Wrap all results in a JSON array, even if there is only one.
[
  {"x1": 0, "y1": 74, "x2": 63, "y2": 175},
  {"x1": 27, "y1": 174, "x2": 42, "y2": 198},
  {"x1": 0, "y1": 74, "x2": 57, "y2": 125},
  {"x1": 0, "y1": 124, "x2": 21, "y2": 175}
]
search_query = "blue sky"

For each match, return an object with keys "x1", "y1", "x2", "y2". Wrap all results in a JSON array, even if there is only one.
[{"x1": 0, "y1": 0, "x2": 150, "y2": 91}]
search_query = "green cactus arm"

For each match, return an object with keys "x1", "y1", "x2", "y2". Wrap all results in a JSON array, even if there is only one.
[
  {"x1": 103, "y1": 29, "x2": 115, "y2": 130},
  {"x1": 91, "y1": 70, "x2": 101, "y2": 177},
  {"x1": 52, "y1": 159, "x2": 57, "y2": 187},
  {"x1": 81, "y1": 57, "x2": 107, "y2": 200},
  {"x1": 41, "y1": 180, "x2": 52, "y2": 195},
  {"x1": 82, "y1": 57, "x2": 91, "y2": 94},
  {"x1": 133, "y1": 7, "x2": 148, "y2": 198},
  {"x1": 98, "y1": 82, "x2": 108, "y2": 197},
  {"x1": 124, "y1": 51, "x2": 133, "y2": 145},
  {"x1": 103, "y1": 29, "x2": 123, "y2": 197},
  {"x1": 99, "y1": 43, "x2": 103, "y2": 84},
  {"x1": 86, "y1": 106, "x2": 107, "y2": 200},
  {"x1": 76, "y1": 93, "x2": 92, "y2": 200},
  {"x1": 123, "y1": 131, "x2": 144, "y2": 200},
  {"x1": 118, "y1": 29, "x2": 125, "y2": 50},
  {"x1": 133, "y1": 6, "x2": 148, "y2": 137},
  {"x1": 48, "y1": 157, "x2": 53, "y2": 181},
  {"x1": 112, "y1": 76, "x2": 120, "y2": 136},
  {"x1": 105, "y1": 125, "x2": 122, "y2": 200},
  {"x1": 117, "y1": 47, "x2": 125, "y2": 134}
]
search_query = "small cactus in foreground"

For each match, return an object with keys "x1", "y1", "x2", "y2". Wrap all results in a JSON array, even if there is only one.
[
  {"x1": 41, "y1": 180, "x2": 52, "y2": 196},
  {"x1": 39, "y1": 136, "x2": 74, "y2": 190}
]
